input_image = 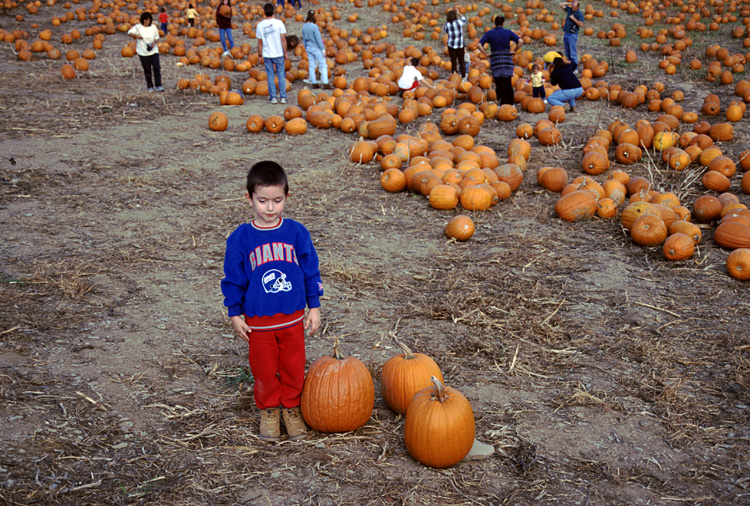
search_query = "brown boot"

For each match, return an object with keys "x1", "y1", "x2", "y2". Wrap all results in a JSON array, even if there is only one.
[
  {"x1": 259, "y1": 408, "x2": 281, "y2": 442},
  {"x1": 282, "y1": 407, "x2": 308, "y2": 440}
]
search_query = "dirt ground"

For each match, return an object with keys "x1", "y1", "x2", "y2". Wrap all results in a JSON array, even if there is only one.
[{"x1": 1, "y1": 1, "x2": 750, "y2": 505}]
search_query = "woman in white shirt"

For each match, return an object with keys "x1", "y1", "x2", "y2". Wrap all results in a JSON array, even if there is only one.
[{"x1": 128, "y1": 12, "x2": 163, "y2": 92}]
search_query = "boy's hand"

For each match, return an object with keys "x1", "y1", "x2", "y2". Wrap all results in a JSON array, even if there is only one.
[
  {"x1": 230, "y1": 315, "x2": 251, "y2": 343},
  {"x1": 304, "y1": 307, "x2": 321, "y2": 336}
]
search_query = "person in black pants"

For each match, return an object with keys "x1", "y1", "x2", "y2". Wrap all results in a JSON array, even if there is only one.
[
  {"x1": 477, "y1": 15, "x2": 523, "y2": 106},
  {"x1": 127, "y1": 12, "x2": 163, "y2": 92}
]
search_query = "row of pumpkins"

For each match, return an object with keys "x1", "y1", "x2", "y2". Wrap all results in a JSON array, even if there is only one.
[
  {"x1": 300, "y1": 338, "x2": 475, "y2": 469},
  {"x1": 550, "y1": 116, "x2": 750, "y2": 280}
]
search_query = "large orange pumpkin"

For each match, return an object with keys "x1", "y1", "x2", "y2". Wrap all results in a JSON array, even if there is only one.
[
  {"x1": 555, "y1": 190, "x2": 598, "y2": 222},
  {"x1": 713, "y1": 221, "x2": 750, "y2": 250},
  {"x1": 381, "y1": 340, "x2": 444, "y2": 415},
  {"x1": 631, "y1": 214, "x2": 667, "y2": 246},
  {"x1": 300, "y1": 339, "x2": 375, "y2": 433},
  {"x1": 663, "y1": 232, "x2": 695, "y2": 260},
  {"x1": 404, "y1": 377, "x2": 475, "y2": 469}
]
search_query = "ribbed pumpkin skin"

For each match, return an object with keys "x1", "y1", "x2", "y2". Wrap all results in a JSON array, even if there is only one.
[
  {"x1": 381, "y1": 349, "x2": 443, "y2": 415},
  {"x1": 555, "y1": 190, "x2": 597, "y2": 222},
  {"x1": 404, "y1": 381, "x2": 475, "y2": 469},
  {"x1": 300, "y1": 351, "x2": 374, "y2": 433},
  {"x1": 713, "y1": 222, "x2": 750, "y2": 250}
]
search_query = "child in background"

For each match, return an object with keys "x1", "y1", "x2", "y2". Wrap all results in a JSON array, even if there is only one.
[
  {"x1": 397, "y1": 57, "x2": 433, "y2": 95},
  {"x1": 222, "y1": 161, "x2": 323, "y2": 442},
  {"x1": 463, "y1": 52, "x2": 471, "y2": 79},
  {"x1": 527, "y1": 63, "x2": 546, "y2": 103},
  {"x1": 186, "y1": 4, "x2": 198, "y2": 27},
  {"x1": 158, "y1": 8, "x2": 168, "y2": 33}
]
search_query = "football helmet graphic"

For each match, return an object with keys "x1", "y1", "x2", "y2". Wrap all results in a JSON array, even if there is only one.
[{"x1": 261, "y1": 269, "x2": 293, "y2": 294}]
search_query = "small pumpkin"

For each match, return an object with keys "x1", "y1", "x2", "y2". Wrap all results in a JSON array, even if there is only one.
[
  {"x1": 663, "y1": 232, "x2": 695, "y2": 260},
  {"x1": 445, "y1": 215, "x2": 475, "y2": 241},
  {"x1": 459, "y1": 185, "x2": 493, "y2": 211},
  {"x1": 581, "y1": 151, "x2": 610, "y2": 175},
  {"x1": 404, "y1": 376, "x2": 475, "y2": 469},
  {"x1": 300, "y1": 338, "x2": 375, "y2": 433},
  {"x1": 669, "y1": 220, "x2": 702, "y2": 244},
  {"x1": 349, "y1": 137, "x2": 376, "y2": 164},
  {"x1": 726, "y1": 248, "x2": 750, "y2": 280},
  {"x1": 264, "y1": 115, "x2": 285, "y2": 134},
  {"x1": 208, "y1": 111, "x2": 228, "y2": 131},
  {"x1": 631, "y1": 214, "x2": 668, "y2": 246},
  {"x1": 381, "y1": 339, "x2": 444, "y2": 415},
  {"x1": 692, "y1": 195, "x2": 723, "y2": 222}
]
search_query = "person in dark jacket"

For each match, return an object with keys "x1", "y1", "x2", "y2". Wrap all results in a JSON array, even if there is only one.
[
  {"x1": 216, "y1": 0, "x2": 234, "y2": 57},
  {"x1": 477, "y1": 15, "x2": 522, "y2": 106},
  {"x1": 547, "y1": 57, "x2": 583, "y2": 112}
]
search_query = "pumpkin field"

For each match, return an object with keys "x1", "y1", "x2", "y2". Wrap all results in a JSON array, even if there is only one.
[{"x1": 2, "y1": 0, "x2": 750, "y2": 503}]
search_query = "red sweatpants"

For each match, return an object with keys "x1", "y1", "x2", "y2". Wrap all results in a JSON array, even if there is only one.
[{"x1": 246, "y1": 321, "x2": 306, "y2": 410}]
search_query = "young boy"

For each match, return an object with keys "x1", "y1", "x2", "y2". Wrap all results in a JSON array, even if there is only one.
[
  {"x1": 222, "y1": 161, "x2": 323, "y2": 442},
  {"x1": 158, "y1": 8, "x2": 168, "y2": 33}
]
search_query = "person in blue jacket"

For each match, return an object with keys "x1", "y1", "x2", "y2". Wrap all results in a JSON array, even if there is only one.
[
  {"x1": 301, "y1": 10, "x2": 330, "y2": 89},
  {"x1": 222, "y1": 161, "x2": 323, "y2": 443},
  {"x1": 478, "y1": 15, "x2": 523, "y2": 106}
]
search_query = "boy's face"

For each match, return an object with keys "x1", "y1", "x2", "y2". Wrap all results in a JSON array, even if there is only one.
[{"x1": 246, "y1": 185, "x2": 287, "y2": 227}]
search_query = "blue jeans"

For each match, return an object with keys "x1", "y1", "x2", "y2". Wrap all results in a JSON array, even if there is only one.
[
  {"x1": 290, "y1": 0, "x2": 301, "y2": 7},
  {"x1": 548, "y1": 87, "x2": 583, "y2": 107},
  {"x1": 563, "y1": 31, "x2": 578, "y2": 65},
  {"x1": 219, "y1": 28, "x2": 234, "y2": 52},
  {"x1": 264, "y1": 56, "x2": 286, "y2": 100},
  {"x1": 306, "y1": 47, "x2": 327, "y2": 84}
]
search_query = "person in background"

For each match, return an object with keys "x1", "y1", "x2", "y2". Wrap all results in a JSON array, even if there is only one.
[
  {"x1": 547, "y1": 57, "x2": 582, "y2": 112},
  {"x1": 216, "y1": 0, "x2": 235, "y2": 57},
  {"x1": 543, "y1": 50, "x2": 562, "y2": 71},
  {"x1": 127, "y1": 12, "x2": 163, "y2": 92},
  {"x1": 527, "y1": 63, "x2": 546, "y2": 103},
  {"x1": 301, "y1": 10, "x2": 330, "y2": 89},
  {"x1": 477, "y1": 15, "x2": 522, "y2": 106},
  {"x1": 560, "y1": 1, "x2": 584, "y2": 67},
  {"x1": 397, "y1": 57, "x2": 433, "y2": 95},
  {"x1": 443, "y1": 6, "x2": 467, "y2": 80},
  {"x1": 257, "y1": 2, "x2": 288, "y2": 104},
  {"x1": 158, "y1": 8, "x2": 168, "y2": 34},
  {"x1": 186, "y1": 4, "x2": 198, "y2": 27}
]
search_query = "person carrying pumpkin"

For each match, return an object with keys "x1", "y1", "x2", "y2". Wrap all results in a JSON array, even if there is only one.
[
  {"x1": 216, "y1": 0, "x2": 235, "y2": 58},
  {"x1": 222, "y1": 160, "x2": 323, "y2": 442}
]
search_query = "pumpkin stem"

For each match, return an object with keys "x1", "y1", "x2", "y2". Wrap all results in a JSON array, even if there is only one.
[
  {"x1": 331, "y1": 337, "x2": 345, "y2": 360},
  {"x1": 431, "y1": 376, "x2": 448, "y2": 403},
  {"x1": 390, "y1": 333, "x2": 415, "y2": 360}
]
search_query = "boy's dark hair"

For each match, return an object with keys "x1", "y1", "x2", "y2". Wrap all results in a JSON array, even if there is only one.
[
  {"x1": 246, "y1": 161, "x2": 289, "y2": 196},
  {"x1": 494, "y1": 15, "x2": 505, "y2": 26},
  {"x1": 161, "y1": 7, "x2": 165, "y2": 12},
  {"x1": 306, "y1": 9, "x2": 316, "y2": 23},
  {"x1": 188, "y1": 3, "x2": 193, "y2": 7},
  {"x1": 447, "y1": 10, "x2": 457, "y2": 22},
  {"x1": 410, "y1": 57, "x2": 419, "y2": 66},
  {"x1": 263, "y1": 2, "x2": 274, "y2": 16},
  {"x1": 140, "y1": 11, "x2": 153, "y2": 24}
]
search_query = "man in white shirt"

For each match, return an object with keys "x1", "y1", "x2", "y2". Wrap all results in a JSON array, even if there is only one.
[{"x1": 257, "y1": 3, "x2": 288, "y2": 104}]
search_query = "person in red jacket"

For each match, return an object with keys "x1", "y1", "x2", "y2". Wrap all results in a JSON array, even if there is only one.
[
  {"x1": 216, "y1": 0, "x2": 235, "y2": 57},
  {"x1": 158, "y1": 7, "x2": 168, "y2": 33}
]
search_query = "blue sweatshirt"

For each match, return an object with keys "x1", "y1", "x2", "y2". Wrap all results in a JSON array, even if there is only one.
[{"x1": 221, "y1": 218, "x2": 323, "y2": 328}]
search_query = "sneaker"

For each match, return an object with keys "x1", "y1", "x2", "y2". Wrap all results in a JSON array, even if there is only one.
[
  {"x1": 155, "y1": 86, "x2": 164, "y2": 92},
  {"x1": 147, "y1": 87, "x2": 155, "y2": 93},
  {"x1": 302, "y1": 79, "x2": 312, "y2": 84},
  {"x1": 322, "y1": 83, "x2": 332, "y2": 90},
  {"x1": 259, "y1": 408, "x2": 281, "y2": 442},
  {"x1": 543, "y1": 99, "x2": 547, "y2": 104},
  {"x1": 222, "y1": 50, "x2": 230, "y2": 57},
  {"x1": 269, "y1": 97, "x2": 278, "y2": 104},
  {"x1": 569, "y1": 106, "x2": 576, "y2": 113},
  {"x1": 312, "y1": 83, "x2": 320, "y2": 89},
  {"x1": 282, "y1": 407, "x2": 308, "y2": 440},
  {"x1": 280, "y1": 98, "x2": 287, "y2": 104}
]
